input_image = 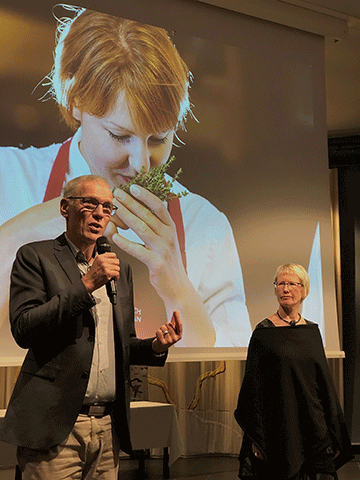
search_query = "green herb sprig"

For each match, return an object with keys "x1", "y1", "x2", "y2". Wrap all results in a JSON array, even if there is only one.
[{"x1": 118, "y1": 156, "x2": 188, "y2": 202}]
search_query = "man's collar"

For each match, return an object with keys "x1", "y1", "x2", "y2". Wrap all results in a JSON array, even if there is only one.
[
  {"x1": 64, "y1": 233, "x2": 80, "y2": 259},
  {"x1": 64, "y1": 233, "x2": 97, "y2": 263}
]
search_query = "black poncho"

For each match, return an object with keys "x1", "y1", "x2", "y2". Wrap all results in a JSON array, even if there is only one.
[{"x1": 234, "y1": 324, "x2": 353, "y2": 479}]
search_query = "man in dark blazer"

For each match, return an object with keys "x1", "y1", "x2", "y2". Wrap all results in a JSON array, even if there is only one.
[{"x1": 0, "y1": 174, "x2": 182, "y2": 479}]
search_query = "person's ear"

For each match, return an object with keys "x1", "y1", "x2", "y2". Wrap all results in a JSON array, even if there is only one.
[
  {"x1": 72, "y1": 106, "x2": 82, "y2": 123},
  {"x1": 301, "y1": 291, "x2": 308, "y2": 303},
  {"x1": 60, "y1": 198, "x2": 69, "y2": 219}
]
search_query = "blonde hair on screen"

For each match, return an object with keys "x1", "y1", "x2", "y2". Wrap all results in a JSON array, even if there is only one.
[{"x1": 50, "y1": 7, "x2": 192, "y2": 134}]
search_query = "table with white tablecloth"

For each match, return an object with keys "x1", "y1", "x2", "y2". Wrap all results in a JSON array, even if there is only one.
[{"x1": 130, "y1": 401, "x2": 183, "y2": 477}]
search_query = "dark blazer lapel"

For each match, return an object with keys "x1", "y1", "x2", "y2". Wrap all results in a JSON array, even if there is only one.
[{"x1": 53, "y1": 233, "x2": 80, "y2": 284}]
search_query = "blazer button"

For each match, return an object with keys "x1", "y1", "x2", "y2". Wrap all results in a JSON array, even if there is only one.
[
  {"x1": 81, "y1": 371, "x2": 89, "y2": 380},
  {"x1": 88, "y1": 335, "x2": 95, "y2": 342}
]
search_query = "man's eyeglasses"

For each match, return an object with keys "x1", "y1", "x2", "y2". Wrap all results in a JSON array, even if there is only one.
[
  {"x1": 67, "y1": 196, "x2": 118, "y2": 216},
  {"x1": 274, "y1": 281, "x2": 303, "y2": 289}
]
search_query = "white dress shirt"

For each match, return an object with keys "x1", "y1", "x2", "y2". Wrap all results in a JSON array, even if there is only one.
[{"x1": 65, "y1": 234, "x2": 116, "y2": 403}]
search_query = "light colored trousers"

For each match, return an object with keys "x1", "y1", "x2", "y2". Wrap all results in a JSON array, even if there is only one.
[{"x1": 17, "y1": 414, "x2": 120, "y2": 480}]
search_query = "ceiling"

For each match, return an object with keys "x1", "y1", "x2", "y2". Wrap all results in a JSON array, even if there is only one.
[{"x1": 1, "y1": 0, "x2": 360, "y2": 137}]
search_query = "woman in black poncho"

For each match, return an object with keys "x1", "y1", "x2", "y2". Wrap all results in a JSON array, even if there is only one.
[{"x1": 234, "y1": 263, "x2": 353, "y2": 480}]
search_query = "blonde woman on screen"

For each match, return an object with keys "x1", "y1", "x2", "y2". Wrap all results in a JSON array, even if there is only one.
[{"x1": 0, "y1": 6, "x2": 251, "y2": 348}]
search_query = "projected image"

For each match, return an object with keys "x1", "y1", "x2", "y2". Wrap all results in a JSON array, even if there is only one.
[
  {"x1": 0, "y1": 5, "x2": 252, "y2": 354},
  {"x1": 0, "y1": 2, "x2": 340, "y2": 362}
]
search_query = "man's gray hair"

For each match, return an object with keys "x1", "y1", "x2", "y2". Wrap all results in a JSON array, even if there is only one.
[{"x1": 62, "y1": 175, "x2": 110, "y2": 198}]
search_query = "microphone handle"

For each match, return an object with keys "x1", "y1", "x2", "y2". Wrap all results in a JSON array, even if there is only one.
[{"x1": 106, "y1": 280, "x2": 117, "y2": 305}]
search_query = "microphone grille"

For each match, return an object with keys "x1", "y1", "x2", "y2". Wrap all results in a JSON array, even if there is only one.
[{"x1": 96, "y1": 236, "x2": 111, "y2": 253}]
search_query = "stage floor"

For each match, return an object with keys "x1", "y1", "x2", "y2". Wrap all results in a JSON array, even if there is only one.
[{"x1": 1, "y1": 454, "x2": 359, "y2": 480}]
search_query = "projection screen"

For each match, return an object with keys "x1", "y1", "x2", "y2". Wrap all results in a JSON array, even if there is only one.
[{"x1": 0, "y1": 0, "x2": 341, "y2": 364}]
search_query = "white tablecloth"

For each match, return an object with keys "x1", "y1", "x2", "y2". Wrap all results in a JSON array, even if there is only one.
[{"x1": 130, "y1": 401, "x2": 183, "y2": 465}]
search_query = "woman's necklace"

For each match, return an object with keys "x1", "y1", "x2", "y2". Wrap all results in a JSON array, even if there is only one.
[{"x1": 276, "y1": 310, "x2": 301, "y2": 326}]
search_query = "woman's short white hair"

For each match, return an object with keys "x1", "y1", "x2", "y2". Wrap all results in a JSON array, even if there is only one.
[{"x1": 274, "y1": 263, "x2": 310, "y2": 298}]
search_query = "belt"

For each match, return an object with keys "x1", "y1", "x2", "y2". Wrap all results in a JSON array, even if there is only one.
[{"x1": 80, "y1": 403, "x2": 114, "y2": 418}]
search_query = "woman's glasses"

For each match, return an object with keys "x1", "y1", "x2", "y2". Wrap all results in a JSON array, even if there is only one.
[{"x1": 274, "y1": 281, "x2": 303, "y2": 289}]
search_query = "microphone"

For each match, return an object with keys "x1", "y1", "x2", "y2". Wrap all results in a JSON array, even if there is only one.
[{"x1": 96, "y1": 236, "x2": 117, "y2": 305}]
